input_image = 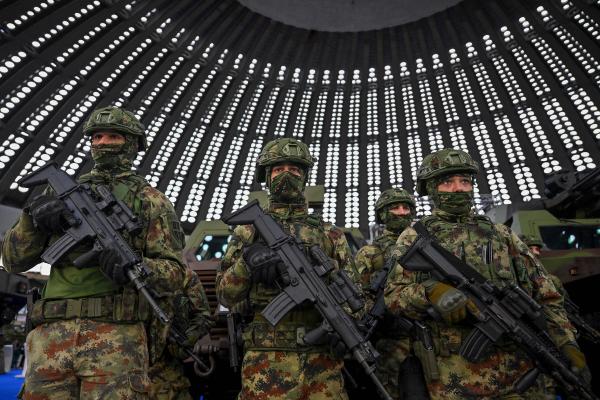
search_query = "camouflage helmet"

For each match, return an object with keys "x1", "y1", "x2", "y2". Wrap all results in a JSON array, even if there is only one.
[
  {"x1": 416, "y1": 148, "x2": 479, "y2": 195},
  {"x1": 256, "y1": 138, "x2": 315, "y2": 183},
  {"x1": 83, "y1": 106, "x2": 146, "y2": 150},
  {"x1": 519, "y1": 234, "x2": 544, "y2": 248},
  {"x1": 375, "y1": 188, "x2": 415, "y2": 223}
]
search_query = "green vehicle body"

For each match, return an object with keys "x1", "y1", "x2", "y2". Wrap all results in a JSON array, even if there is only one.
[{"x1": 486, "y1": 206, "x2": 600, "y2": 285}]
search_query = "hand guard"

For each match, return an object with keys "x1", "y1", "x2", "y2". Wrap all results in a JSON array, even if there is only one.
[
  {"x1": 243, "y1": 243, "x2": 286, "y2": 286},
  {"x1": 27, "y1": 194, "x2": 77, "y2": 234},
  {"x1": 98, "y1": 247, "x2": 129, "y2": 285}
]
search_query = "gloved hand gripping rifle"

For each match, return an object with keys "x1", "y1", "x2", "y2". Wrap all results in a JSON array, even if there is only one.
[
  {"x1": 20, "y1": 163, "x2": 214, "y2": 376},
  {"x1": 223, "y1": 200, "x2": 393, "y2": 400},
  {"x1": 399, "y1": 221, "x2": 598, "y2": 400}
]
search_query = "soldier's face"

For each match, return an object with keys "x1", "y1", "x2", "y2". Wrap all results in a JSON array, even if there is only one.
[
  {"x1": 91, "y1": 131, "x2": 126, "y2": 146},
  {"x1": 271, "y1": 163, "x2": 303, "y2": 180},
  {"x1": 388, "y1": 203, "x2": 412, "y2": 216},
  {"x1": 529, "y1": 245, "x2": 541, "y2": 256},
  {"x1": 436, "y1": 175, "x2": 473, "y2": 193}
]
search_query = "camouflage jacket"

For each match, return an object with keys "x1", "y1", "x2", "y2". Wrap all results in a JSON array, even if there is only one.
[
  {"x1": 216, "y1": 202, "x2": 357, "y2": 351},
  {"x1": 355, "y1": 229, "x2": 398, "y2": 287},
  {"x1": 2, "y1": 169, "x2": 186, "y2": 298},
  {"x1": 384, "y1": 210, "x2": 575, "y2": 352}
]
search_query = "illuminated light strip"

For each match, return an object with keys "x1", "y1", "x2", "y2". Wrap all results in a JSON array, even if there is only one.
[
  {"x1": 307, "y1": 71, "x2": 330, "y2": 185},
  {"x1": 366, "y1": 141, "x2": 381, "y2": 224},
  {"x1": 518, "y1": 18, "x2": 600, "y2": 146},
  {"x1": 274, "y1": 67, "x2": 299, "y2": 136},
  {"x1": 449, "y1": 49, "x2": 505, "y2": 206},
  {"x1": 416, "y1": 58, "x2": 444, "y2": 152},
  {"x1": 366, "y1": 67, "x2": 379, "y2": 137},
  {"x1": 484, "y1": 35, "x2": 561, "y2": 174},
  {"x1": 345, "y1": 141, "x2": 360, "y2": 228},
  {"x1": 348, "y1": 70, "x2": 360, "y2": 139},
  {"x1": 432, "y1": 54, "x2": 468, "y2": 152},
  {"x1": 292, "y1": 69, "x2": 316, "y2": 138},
  {"x1": 323, "y1": 141, "x2": 339, "y2": 224}
]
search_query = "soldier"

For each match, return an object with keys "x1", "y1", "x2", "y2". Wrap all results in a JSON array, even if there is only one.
[
  {"x1": 148, "y1": 268, "x2": 214, "y2": 400},
  {"x1": 519, "y1": 234, "x2": 544, "y2": 257},
  {"x1": 216, "y1": 138, "x2": 357, "y2": 400},
  {"x1": 2, "y1": 106, "x2": 186, "y2": 399},
  {"x1": 384, "y1": 148, "x2": 586, "y2": 399},
  {"x1": 355, "y1": 188, "x2": 416, "y2": 399}
]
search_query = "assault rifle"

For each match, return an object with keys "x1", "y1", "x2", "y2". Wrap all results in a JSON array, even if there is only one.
[
  {"x1": 223, "y1": 200, "x2": 393, "y2": 400},
  {"x1": 564, "y1": 297, "x2": 600, "y2": 345},
  {"x1": 20, "y1": 163, "x2": 214, "y2": 376},
  {"x1": 399, "y1": 221, "x2": 598, "y2": 400}
]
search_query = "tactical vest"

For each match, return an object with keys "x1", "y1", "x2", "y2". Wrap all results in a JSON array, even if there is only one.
[
  {"x1": 33, "y1": 174, "x2": 152, "y2": 326},
  {"x1": 413, "y1": 214, "x2": 533, "y2": 358},
  {"x1": 244, "y1": 212, "x2": 335, "y2": 352}
]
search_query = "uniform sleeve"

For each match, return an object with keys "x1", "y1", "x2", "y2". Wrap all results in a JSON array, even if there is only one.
[
  {"x1": 507, "y1": 229, "x2": 576, "y2": 347},
  {"x1": 185, "y1": 269, "x2": 215, "y2": 334},
  {"x1": 140, "y1": 188, "x2": 186, "y2": 293},
  {"x1": 325, "y1": 225, "x2": 359, "y2": 282},
  {"x1": 384, "y1": 227, "x2": 430, "y2": 319},
  {"x1": 355, "y1": 245, "x2": 381, "y2": 287},
  {"x1": 216, "y1": 225, "x2": 253, "y2": 308},
  {"x1": 2, "y1": 212, "x2": 49, "y2": 273}
]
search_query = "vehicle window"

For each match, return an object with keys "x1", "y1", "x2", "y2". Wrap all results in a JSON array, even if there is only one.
[
  {"x1": 539, "y1": 226, "x2": 600, "y2": 250},
  {"x1": 195, "y1": 235, "x2": 231, "y2": 261}
]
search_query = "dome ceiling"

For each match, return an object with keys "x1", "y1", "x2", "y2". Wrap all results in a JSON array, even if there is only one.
[
  {"x1": 0, "y1": 0, "x2": 599, "y2": 234},
  {"x1": 238, "y1": 0, "x2": 464, "y2": 32}
]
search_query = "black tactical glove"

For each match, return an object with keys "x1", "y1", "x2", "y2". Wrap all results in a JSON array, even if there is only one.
[
  {"x1": 27, "y1": 194, "x2": 77, "y2": 234},
  {"x1": 327, "y1": 332, "x2": 348, "y2": 358},
  {"x1": 243, "y1": 243, "x2": 287, "y2": 286},
  {"x1": 98, "y1": 247, "x2": 129, "y2": 285}
]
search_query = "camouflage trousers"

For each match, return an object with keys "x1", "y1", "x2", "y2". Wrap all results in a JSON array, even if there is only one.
[
  {"x1": 426, "y1": 351, "x2": 553, "y2": 400},
  {"x1": 21, "y1": 319, "x2": 150, "y2": 400},
  {"x1": 238, "y1": 350, "x2": 348, "y2": 400},
  {"x1": 148, "y1": 355, "x2": 191, "y2": 400},
  {"x1": 373, "y1": 337, "x2": 410, "y2": 399}
]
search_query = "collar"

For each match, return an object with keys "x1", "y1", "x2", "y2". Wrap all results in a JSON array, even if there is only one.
[
  {"x1": 432, "y1": 208, "x2": 477, "y2": 224},
  {"x1": 267, "y1": 201, "x2": 308, "y2": 219}
]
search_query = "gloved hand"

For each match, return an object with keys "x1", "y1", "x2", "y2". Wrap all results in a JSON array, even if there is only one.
[
  {"x1": 243, "y1": 243, "x2": 286, "y2": 286},
  {"x1": 98, "y1": 247, "x2": 129, "y2": 285},
  {"x1": 327, "y1": 332, "x2": 348, "y2": 358},
  {"x1": 27, "y1": 194, "x2": 77, "y2": 234},
  {"x1": 561, "y1": 343, "x2": 591, "y2": 384},
  {"x1": 424, "y1": 280, "x2": 474, "y2": 324}
]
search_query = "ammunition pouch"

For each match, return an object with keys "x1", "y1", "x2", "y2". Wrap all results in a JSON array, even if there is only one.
[{"x1": 30, "y1": 289, "x2": 150, "y2": 327}]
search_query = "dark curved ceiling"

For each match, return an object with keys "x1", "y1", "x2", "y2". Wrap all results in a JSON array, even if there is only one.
[
  {"x1": 0, "y1": 0, "x2": 599, "y2": 234},
  {"x1": 238, "y1": 0, "x2": 464, "y2": 32}
]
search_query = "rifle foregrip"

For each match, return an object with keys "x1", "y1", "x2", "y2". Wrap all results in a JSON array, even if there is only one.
[{"x1": 261, "y1": 291, "x2": 298, "y2": 326}]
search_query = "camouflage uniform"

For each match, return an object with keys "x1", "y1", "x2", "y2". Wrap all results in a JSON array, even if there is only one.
[
  {"x1": 149, "y1": 268, "x2": 214, "y2": 400},
  {"x1": 384, "y1": 149, "x2": 576, "y2": 400},
  {"x1": 2, "y1": 107, "x2": 186, "y2": 400},
  {"x1": 355, "y1": 189, "x2": 416, "y2": 399},
  {"x1": 216, "y1": 138, "x2": 356, "y2": 400}
]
